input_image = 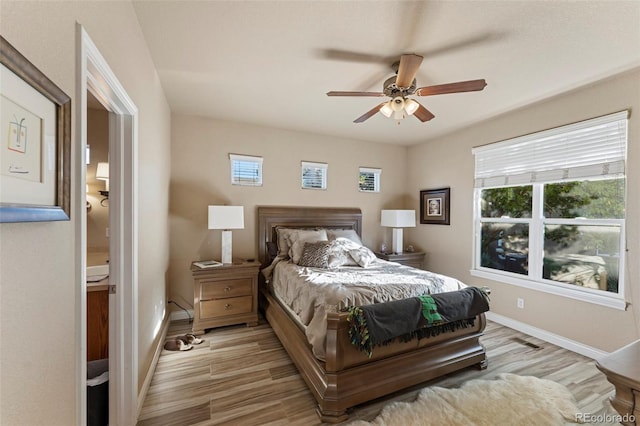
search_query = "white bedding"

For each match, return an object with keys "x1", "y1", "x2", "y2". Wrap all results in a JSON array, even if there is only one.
[{"x1": 269, "y1": 257, "x2": 466, "y2": 360}]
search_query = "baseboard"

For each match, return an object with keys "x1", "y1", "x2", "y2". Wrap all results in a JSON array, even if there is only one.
[
  {"x1": 170, "y1": 308, "x2": 194, "y2": 322},
  {"x1": 485, "y1": 312, "x2": 609, "y2": 360},
  {"x1": 136, "y1": 314, "x2": 171, "y2": 419}
]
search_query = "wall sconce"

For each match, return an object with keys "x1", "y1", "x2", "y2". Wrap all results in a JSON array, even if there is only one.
[
  {"x1": 381, "y1": 210, "x2": 416, "y2": 254},
  {"x1": 208, "y1": 205, "x2": 245, "y2": 264},
  {"x1": 96, "y1": 162, "x2": 109, "y2": 206}
]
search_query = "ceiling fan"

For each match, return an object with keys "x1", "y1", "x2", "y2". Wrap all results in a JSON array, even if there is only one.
[{"x1": 326, "y1": 54, "x2": 487, "y2": 124}]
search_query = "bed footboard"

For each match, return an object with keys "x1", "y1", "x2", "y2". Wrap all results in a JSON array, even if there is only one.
[{"x1": 261, "y1": 287, "x2": 487, "y2": 423}]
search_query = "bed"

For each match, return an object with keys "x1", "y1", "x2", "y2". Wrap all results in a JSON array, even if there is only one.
[{"x1": 257, "y1": 206, "x2": 488, "y2": 422}]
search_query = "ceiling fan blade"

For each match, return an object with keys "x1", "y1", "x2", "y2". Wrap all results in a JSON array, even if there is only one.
[
  {"x1": 326, "y1": 91, "x2": 385, "y2": 97},
  {"x1": 315, "y1": 48, "x2": 388, "y2": 64},
  {"x1": 396, "y1": 54, "x2": 423, "y2": 88},
  {"x1": 415, "y1": 79, "x2": 487, "y2": 96},
  {"x1": 354, "y1": 103, "x2": 386, "y2": 123},
  {"x1": 413, "y1": 103, "x2": 435, "y2": 122},
  {"x1": 422, "y1": 33, "x2": 502, "y2": 58}
]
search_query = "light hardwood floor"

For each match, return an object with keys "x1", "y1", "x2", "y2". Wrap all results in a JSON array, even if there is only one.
[{"x1": 138, "y1": 318, "x2": 619, "y2": 425}]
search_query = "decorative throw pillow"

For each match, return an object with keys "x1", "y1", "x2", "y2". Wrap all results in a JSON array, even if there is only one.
[
  {"x1": 349, "y1": 246, "x2": 377, "y2": 268},
  {"x1": 287, "y1": 229, "x2": 329, "y2": 264},
  {"x1": 327, "y1": 237, "x2": 360, "y2": 267},
  {"x1": 326, "y1": 229, "x2": 363, "y2": 246},
  {"x1": 299, "y1": 241, "x2": 332, "y2": 268}
]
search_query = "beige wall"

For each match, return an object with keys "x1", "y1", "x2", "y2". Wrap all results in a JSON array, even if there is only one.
[
  {"x1": 168, "y1": 114, "x2": 410, "y2": 308},
  {"x1": 407, "y1": 69, "x2": 640, "y2": 352},
  {"x1": 0, "y1": 2, "x2": 171, "y2": 425}
]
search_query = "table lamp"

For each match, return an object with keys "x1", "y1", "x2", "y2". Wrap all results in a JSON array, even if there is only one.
[
  {"x1": 381, "y1": 210, "x2": 416, "y2": 254},
  {"x1": 208, "y1": 205, "x2": 244, "y2": 264}
]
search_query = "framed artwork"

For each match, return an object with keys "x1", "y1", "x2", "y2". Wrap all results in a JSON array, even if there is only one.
[
  {"x1": 420, "y1": 187, "x2": 450, "y2": 225},
  {"x1": 0, "y1": 36, "x2": 71, "y2": 222}
]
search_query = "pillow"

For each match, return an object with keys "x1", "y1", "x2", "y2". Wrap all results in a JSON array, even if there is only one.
[
  {"x1": 266, "y1": 241, "x2": 278, "y2": 261},
  {"x1": 299, "y1": 241, "x2": 332, "y2": 268},
  {"x1": 349, "y1": 246, "x2": 377, "y2": 268},
  {"x1": 287, "y1": 229, "x2": 329, "y2": 264},
  {"x1": 327, "y1": 237, "x2": 360, "y2": 268},
  {"x1": 326, "y1": 229, "x2": 363, "y2": 246},
  {"x1": 275, "y1": 228, "x2": 297, "y2": 257}
]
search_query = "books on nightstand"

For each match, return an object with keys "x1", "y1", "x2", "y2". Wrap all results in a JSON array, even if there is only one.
[{"x1": 194, "y1": 260, "x2": 223, "y2": 269}]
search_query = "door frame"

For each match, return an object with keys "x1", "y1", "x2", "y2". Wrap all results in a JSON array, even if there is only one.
[{"x1": 76, "y1": 24, "x2": 139, "y2": 425}]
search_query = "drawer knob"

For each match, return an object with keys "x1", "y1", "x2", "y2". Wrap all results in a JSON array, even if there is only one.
[
  {"x1": 224, "y1": 304, "x2": 232, "y2": 310},
  {"x1": 224, "y1": 286, "x2": 232, "y2": 292}
]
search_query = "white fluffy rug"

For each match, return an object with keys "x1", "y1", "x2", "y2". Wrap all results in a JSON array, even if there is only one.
[{"x1": 349, "y1": 373, "x2": 582, "y2": 426}]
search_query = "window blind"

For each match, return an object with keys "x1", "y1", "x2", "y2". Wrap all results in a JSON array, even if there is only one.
[
  {"x1": 359, "y1": 167, "x2": 381, "y2": 192},
  {"x1": 472, "y1": 111, "x2": 628, "y2": 188},
  {"x1": 301, "y1": 161, "x2": 327, "y2": 189},
  {"x1": 230, "y1": 154, "x2": 263, "y2": 186}
]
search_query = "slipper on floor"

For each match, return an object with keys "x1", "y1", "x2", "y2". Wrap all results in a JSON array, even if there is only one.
[
  {"x1": 185, "y1": 334, "x2": 203, "y2": 345},
  {"x1": 164, "y1": 339, "x2": 193, "y2": 351}
]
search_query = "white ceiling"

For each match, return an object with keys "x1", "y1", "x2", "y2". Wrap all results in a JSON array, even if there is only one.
[{"x1": 132, "y1": 1, "x2": 640, "y2": 146}]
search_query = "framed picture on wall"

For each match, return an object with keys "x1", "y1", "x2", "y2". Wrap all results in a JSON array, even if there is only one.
[
  {"x1": 420, "y1": 187, "x2": 450, "y2": 225},
  {"x1": 0, "y1": 36, "x2": 71, "y2": 222}
]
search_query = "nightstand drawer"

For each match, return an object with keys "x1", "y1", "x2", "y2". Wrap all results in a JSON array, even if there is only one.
[
  {"x1": 201, "y1": 277, "x2": 252, "y2": 299},
  {"x1": 200, "y1": 296, "x2": 253, "y2": 318}
]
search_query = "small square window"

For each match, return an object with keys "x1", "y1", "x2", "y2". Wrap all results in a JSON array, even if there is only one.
[
  {"x1": 230, "y1": 154, "x2": 263, "y2": 186},
  {"x1": 301, "y1": 161, "x2": 327, "y2": 190},
  {"x1": 359, "y1": 167, "x2": 381, "y2": 192}
]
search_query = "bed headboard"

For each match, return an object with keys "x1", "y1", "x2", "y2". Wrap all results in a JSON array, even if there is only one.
[{"x1": 257, "y1": 206, "x2": 362, "y2": 266}]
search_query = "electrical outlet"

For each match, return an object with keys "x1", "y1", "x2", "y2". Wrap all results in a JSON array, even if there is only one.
[
  {"x1": 105, "y1": 227, "x2": 109, "y2": 238},
  {"x1": 517, "y1": 298, "x2": 525, "y2": 309}
]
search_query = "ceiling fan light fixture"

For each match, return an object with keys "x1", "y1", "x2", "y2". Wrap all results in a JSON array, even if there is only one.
[
  {"x1": 393, "y1": 110, "x2": 404, "y2": 120},
  {"x1": 380, "y1": 101, "x2": 393, "y2": 118},
  {"x1": 390, "y1": 96, "x2": 405, "y2": 112},
  {"x1": 404, "y1": 98, "x2": 419, "y2": 116}
]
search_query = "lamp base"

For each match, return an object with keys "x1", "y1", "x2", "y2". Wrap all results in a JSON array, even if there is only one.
[
  {"x1": 221, "y1": 230, "x2": 233, "y2": 264},
  {"x1": 391, "y1": 228, "x2": 404, "y2": 254}
]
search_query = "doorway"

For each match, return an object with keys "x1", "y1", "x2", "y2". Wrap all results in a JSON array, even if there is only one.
[
  {"x1": 86, "y1": 93, "x2": 111, "y2": 425},
  {"x1": 77, "y1": 24, "x2": 139, "y2": 425}
]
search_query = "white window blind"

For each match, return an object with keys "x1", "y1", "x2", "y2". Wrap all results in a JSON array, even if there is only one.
[
  {"x1": 473, "y1": 111, "x2": 628, "y2": 188},
  {"x1": 301, "y1": 161, "x2": 327, "y2": 190},
  {"x1": 230, "y1": 154, "x2": 263, "y2": 186},
  {"x1": 359, "y1": 167, "x2": 381, "y2": 192}
]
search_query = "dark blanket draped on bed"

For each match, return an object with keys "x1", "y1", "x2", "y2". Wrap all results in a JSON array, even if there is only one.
[{"x1": 346, "y1": 287, "x2": 490, "y2": 357}]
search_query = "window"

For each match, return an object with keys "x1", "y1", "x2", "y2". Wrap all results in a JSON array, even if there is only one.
[
  {"x1": 301, "y1": 161, "x2": 327, "y2": 190},
  {"x1": 230, "y1": 154, "x2": 263, "y2": 186},
  {"x1": 359, "y1": 167, "x2": 381, "y2": 192},
  {"x1": 472, "y1": 111, "x2": 628, "y2": 308}
]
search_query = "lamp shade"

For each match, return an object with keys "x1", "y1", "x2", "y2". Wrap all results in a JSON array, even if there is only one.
[
  {"x1": 381, "y1": 210, "x2": 416, "y2": 228},
  {"x1": 208, "y1": 205, "x2": 244, "y2": 230},
  {"x1": 404, "y1": 98, "x2": 419, "y2": 116},
  {"x1": 96, "y1": 162, "x2": 109, "y2": 180},
  {"x1": 380, "y1": 101, "x2": 393, "y2": 118},
  {"x1": 390, "y1": 97, "x2": 405, "y2": 112}
]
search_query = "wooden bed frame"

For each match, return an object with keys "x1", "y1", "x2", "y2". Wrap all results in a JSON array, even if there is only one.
[{"x1": 257, "y1": 206, "x2": 487, "y2": 422}]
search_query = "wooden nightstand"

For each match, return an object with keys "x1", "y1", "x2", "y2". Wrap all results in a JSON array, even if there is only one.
[
  {"x1": 190, "y1": 260, "x2": 260, "y2": 334},
  {"x1": 375, "y1": 251, "x2": 426, "y2": 269}
]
